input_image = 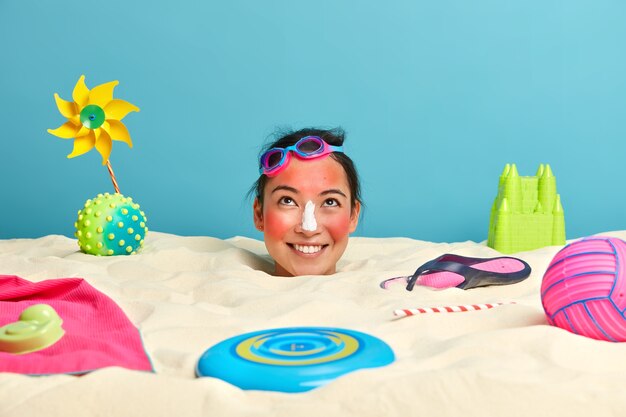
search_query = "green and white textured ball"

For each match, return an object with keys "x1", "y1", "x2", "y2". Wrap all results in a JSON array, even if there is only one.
[{"x1": 74, "y1": 193, "x2": 148, "y2": 256}]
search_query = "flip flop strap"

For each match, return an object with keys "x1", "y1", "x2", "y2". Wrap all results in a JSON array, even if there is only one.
[{"x1": 406, "y1": 261, "x2": 481, "y2": 291}]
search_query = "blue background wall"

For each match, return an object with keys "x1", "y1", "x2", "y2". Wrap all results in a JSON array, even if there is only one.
[{"x1": 1, "y1": 0, "x2": 625, "y2": 243}]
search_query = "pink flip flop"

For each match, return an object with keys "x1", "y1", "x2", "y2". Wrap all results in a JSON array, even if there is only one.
[{"x1": 380, "y1": 254, "x2": 531, "y2": 291}]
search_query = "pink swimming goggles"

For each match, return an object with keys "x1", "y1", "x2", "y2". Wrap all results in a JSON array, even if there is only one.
[{"x1": 259, "y1": 136, "x2": 344, "y2": 177}]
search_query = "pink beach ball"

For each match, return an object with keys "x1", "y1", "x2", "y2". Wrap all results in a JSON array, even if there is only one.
[{"x1": 541, "y1": 236, "x2": 626, "y2": 342}]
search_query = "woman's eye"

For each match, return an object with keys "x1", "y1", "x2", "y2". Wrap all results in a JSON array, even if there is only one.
[
  {"x1": 323, "y1": 198, "x2": 339, "y2": 207},
  {"x1": 279, "y1": 196, "x2": 296, "y2": 206}
]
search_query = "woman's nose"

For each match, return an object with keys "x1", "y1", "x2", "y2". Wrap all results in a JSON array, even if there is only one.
[
  {"x1": 295, "y1": 201, "x2": 321, "y2": 235},
  {"x1": 301, "y1": 201, "x2": 317, "y2": 231}
]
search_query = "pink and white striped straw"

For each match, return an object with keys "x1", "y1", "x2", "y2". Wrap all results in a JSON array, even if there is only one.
[{"x1": 393, "y1": 301, "x2": 516, "y2": 319}]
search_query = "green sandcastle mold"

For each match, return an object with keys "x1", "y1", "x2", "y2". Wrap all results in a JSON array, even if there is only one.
[
  {"x1": 487, "y1": 163, "x2": 566, "y2": 254},
  {"x1": 0, "y1": 304, "x2": 65, "y2": 355}
]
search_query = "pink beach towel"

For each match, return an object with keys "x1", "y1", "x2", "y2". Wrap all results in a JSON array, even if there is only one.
[{"x1": 0, "y1": 275, "x2": 153, "y2": 375}]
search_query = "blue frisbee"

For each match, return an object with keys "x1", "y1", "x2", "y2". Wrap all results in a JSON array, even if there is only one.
[{"x1": 196, "y1": 326, "x2": 394, "y2": 393}]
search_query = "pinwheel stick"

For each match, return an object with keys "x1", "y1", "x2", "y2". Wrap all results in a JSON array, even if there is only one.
[{"x1": 106, "y1": 160, "x2": 121, "y2": 194}]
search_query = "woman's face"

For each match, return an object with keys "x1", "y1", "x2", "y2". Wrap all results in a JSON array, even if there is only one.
[{"x1": 253, "y1": 156, "x2": 360, "y2": 276}]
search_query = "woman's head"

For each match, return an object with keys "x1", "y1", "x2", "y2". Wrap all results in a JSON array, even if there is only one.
[{"x1": 252, "y1": 128, "x2": 362, "y2": 276}]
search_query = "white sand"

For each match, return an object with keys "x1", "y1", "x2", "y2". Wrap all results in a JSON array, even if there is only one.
[{"x1": 2, "y1": 231, "x2": 626, "y2": 417}]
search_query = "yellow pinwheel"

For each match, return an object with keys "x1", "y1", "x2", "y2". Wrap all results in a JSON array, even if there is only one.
[{"x1": 47, "y1": 75, "x2": 140, "y2": 165}]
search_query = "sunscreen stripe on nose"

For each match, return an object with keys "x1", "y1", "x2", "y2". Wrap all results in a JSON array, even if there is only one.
[{"x1": 302, "y1": 201, "x2": 317, "y2": 231}]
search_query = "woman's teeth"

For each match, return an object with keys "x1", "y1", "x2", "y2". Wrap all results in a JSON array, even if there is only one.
[{"x1": 293, "y1": 244, "x2": 323, "y2": 254}]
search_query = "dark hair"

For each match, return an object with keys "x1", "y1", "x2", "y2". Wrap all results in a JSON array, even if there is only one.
[{"x1": 251, "y1": 127, "x2": 362, "y2": 212}]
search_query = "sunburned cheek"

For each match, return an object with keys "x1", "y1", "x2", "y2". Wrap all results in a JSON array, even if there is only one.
[
  {"x1": 264, "y1": 212, "x2": 294, "y2": 239},
  {"x1": 324, "y1": 216, "x2": 352, "y2": 238}
]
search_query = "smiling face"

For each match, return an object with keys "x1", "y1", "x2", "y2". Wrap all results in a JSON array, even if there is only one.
[{"x1": 253, "y1": 156, "x2": 360, "y2": 276}]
